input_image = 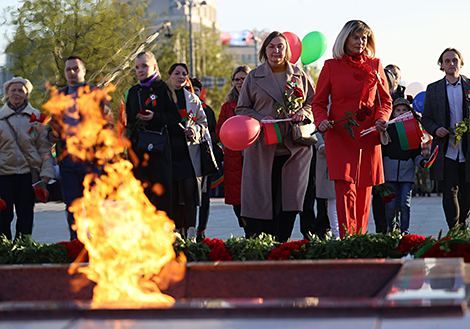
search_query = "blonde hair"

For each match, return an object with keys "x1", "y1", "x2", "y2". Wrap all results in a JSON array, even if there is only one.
[
  {"x1": 259, "y1": 31, "x2": 292, "y2": 64},
  {"x1": 332, "y1": 20, "x2": 376, "y2": 60},
  {"x1": 3, "y1": 77, "x2": 33, "y2": 102}
]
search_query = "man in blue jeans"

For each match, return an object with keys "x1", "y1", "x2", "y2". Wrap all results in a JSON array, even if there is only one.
[{"x1": 48, "y1": 56, "x2": 113, "y2": 240}]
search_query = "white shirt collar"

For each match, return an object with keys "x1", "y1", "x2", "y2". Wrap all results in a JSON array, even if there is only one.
[{"x1": 446, "y1": 76, "x2": 461, "y2": 86}]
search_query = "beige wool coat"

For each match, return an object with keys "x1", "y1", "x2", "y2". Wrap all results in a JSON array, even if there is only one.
[
  {"x1": 235, "y1": 62, "x2": 315, "y2": 220},
  {"x1": 0, "y1": 102, "x2": 54, "y2": 178}
]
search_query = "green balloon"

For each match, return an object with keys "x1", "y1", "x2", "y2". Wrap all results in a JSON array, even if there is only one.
[{"x1": 301, "y1": 31, "x2": 327, "y2": 65}]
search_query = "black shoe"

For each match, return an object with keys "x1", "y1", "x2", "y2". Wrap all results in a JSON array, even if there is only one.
[{"x1": 196, "y1": 230, "x2": 205, "y2": 243}]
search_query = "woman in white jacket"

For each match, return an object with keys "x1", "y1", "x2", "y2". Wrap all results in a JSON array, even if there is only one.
[{"x1": 0, "y1": 77, "x2": 54, "y2": 240}]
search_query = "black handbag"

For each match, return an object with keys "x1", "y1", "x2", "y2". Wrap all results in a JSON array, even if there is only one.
[
  {"x1": 200, "y1": 131, "x2": 219, "y2": 176},
  {"x1": 138, "y1": 128, "x2": 166, "y2": 153}
]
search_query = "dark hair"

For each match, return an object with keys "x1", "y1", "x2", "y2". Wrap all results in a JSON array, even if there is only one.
[
  {"x1": 190, "y1": 77, "x2": 202, "y2": 90},
  {"x1": 384, "y1": 68, "x2": 396, "y2": 95},
  {"x1": 168, "y1": 63, "x2": 189, "y2": 76},
  {"x1": 385, "y1": 64, "x2": 401, "y2": 72},
  {"x1": 438, "y1": 48, "x2": 464, "y2": 71},
  {"x1": 258, "y1": 31, "x2": 291, "y2": 64},
  {"x1": 65, "y1": 55, "x2": 85, "y2": 67},
  {"x1": 224, "y1": 65, "x2": 251, "y2": 103}
]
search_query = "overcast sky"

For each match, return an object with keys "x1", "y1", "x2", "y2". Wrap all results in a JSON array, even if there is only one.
[{"x1": 2, "y1": 0, "x2": 468, "y2": 89}]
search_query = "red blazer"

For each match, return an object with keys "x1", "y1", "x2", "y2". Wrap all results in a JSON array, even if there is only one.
[
  {"x1": 312, "y1": 57, "x2": 392, "y2": 187},
  {"x1": 216, "y1": 101, "x2": 242, "y2": 205}
]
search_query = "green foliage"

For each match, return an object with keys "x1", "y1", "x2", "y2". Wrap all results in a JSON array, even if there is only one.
[
  {"x1": 173, "y1": 237, "x2": 211, "y2": 262},
  {"x1": 0, "y1": 234, "x2": 70, "y2": 264},
  {"x1": 3, "y1": 1, "x2": 233, "y2": 119},
  {"x1": 317, "y1": 232, "x2": 403, "y2": 259},
  {"x1": 2, "y1": 0, "x2": 153, "y2": 111},
  {"x1": 224, "y1": 234, "x2": 279, "y2": 261}
]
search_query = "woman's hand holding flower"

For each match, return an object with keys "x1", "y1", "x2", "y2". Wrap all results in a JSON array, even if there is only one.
[
  {"x1": 136, "y1": 110, "x2": 154, "y2": 121},
  {"x1": 318, "y1": 119, "x2": 332, "y2": 132}
]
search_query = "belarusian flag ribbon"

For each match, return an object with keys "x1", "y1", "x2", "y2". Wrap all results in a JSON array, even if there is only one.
[
  {"x1": 211, "y1": 175, "x2": 224, "y2": 189},
  {"x1": 145, "y1": 93, "x2": 158, "y2": 107},
  {"x1": 28, "y1": 126, "x2": 39, "y2": 137},
  {"x1": 286, "y1": 78, "x2": 298, "y2": 89},
  {"x1": 263, "y1": 122, "x2": 282, "y2": 145}
]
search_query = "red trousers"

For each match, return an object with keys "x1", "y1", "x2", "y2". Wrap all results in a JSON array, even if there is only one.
[{"x1": 334, "y1": 180, "x2": 372, "y2": 238}]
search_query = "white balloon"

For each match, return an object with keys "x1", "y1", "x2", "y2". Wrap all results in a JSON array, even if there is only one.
[{"x1": 406, "y1": 82, "x2": 426, "y2": 98}]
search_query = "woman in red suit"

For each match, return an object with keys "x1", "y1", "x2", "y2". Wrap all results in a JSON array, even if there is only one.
[
  {"x1": 312, "y1": 20, "x2": 392, "y2": 238},
  {"x1": 215, "y1": 65, "x2": 250, "y2": 235}
]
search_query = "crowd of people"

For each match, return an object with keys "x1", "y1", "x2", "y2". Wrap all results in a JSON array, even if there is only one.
[{"x1": 1, "y1": 19, "x2": 469, "y2": 242}]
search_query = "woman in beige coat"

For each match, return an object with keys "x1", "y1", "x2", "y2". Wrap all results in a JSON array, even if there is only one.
[
  {"x1": 235, "y1": 31, "x2": 316, "y2": 242},
  {"x1": 0, "y1": 77, "x2": 54, "y2": 240}
]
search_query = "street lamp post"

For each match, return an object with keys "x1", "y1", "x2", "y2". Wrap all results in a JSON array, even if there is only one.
[
  {"x1": 173, "y1": 0, "x2": 206, "y2": 77},
  {"x1": 244, "y1": 29, "x2": 268, "y2": 67}
]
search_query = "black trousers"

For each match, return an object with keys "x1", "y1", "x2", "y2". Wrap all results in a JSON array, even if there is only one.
[
  {"x1": 0, "y1": 174, "x2": 36, "y2": 240},
  {"x1": 197, "y1": 175, "x2": 212, "y2": 232},
  {"x1": 442, "y1": 158, "x2": 470, "y2": 228},
  {"x1": 372, "y1": 186, "x2": 388, "y2": 234}
]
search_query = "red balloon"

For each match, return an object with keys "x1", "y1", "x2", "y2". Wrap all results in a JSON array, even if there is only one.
[
  {"x1": 219, "y1": 115, "x2": 261, "y2": 151},
  {"x1": 283, "y1": 31, "x2": 302, "y2": 64}
]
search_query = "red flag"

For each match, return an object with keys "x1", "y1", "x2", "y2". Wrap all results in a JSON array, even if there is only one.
[
  {"x1": 263, "y1": 122, "x2": 282, "y2": 145},
  {"x1": 393, "y1": 112, "x2": 423, "y2": 150},
  {"x1": 179, "y1": 109, "x2": 189, "y2": 122}
]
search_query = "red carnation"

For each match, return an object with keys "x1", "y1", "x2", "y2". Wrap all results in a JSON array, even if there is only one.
[
  {"x1": 39, "y1": 112, "x2": 47, "y2": 122},
  {"x1": 202, "y1": 238, "x2": 232, "y2": 261},
  {"x1": 139, "y1": 109, "x2": 147, "y2": 115},
  {"x1": 389, "y1": 193, "x2": 397, "y2": 200},
  {"x1": 293, "y1": 87, "x2": 303, "y2": 98},
  {"x1": 356, "y1": 109, "x2": 367, "y2": 122},
  {"x1": 0, "y1": 199, "x2": 6, "y2": 211},
  {"x1": 382, "y1": 196, "x2": 392, "y2": 203},
  {"x1": 267, "y1": 239, "x2": 309, "y2": 260},
  {"x1": 395, "y1": 234, "x2": 426, "y2": 253},
  {"x1": 33, "y1": 184, "x2": 49, "y2": 203},
  {"x1": 58, "y1": 239, "x2": 88, "y2": 261}
]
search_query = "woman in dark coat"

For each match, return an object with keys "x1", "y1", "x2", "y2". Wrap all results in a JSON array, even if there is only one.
[{"x1": 125, "y1": 51, "x2": 180, "y2": 217}]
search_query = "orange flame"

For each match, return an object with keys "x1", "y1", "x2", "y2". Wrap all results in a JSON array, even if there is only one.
[{"x1": 42, "y1": 83, "x2": 185, "y2": 306}]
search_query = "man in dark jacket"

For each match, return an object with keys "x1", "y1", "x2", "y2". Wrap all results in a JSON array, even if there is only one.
[
  {"x1": 48, "y1": 56, "x2": 113, "y2": 240},
  {"x1": 422, "y1": 48, "x2": 470, "y2": 229}
]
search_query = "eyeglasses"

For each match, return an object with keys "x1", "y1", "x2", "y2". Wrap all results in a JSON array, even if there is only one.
[{"x1": 232, "y1": 77, "x2": 245, "y2": 83}]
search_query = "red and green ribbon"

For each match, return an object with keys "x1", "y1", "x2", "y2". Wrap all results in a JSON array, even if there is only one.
[
  {"x1": 145, "y1": 93, "x2": 157, "y2": 107},
  {"x1": 286, "y1": 78, "x2": 297, "y2": 89},
  {"x1": 211, "y1": 175, "x2": 224, "y2": 189},
  {"x1": 263, "y1": 122, "x2": 282, "y2": 145}
]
